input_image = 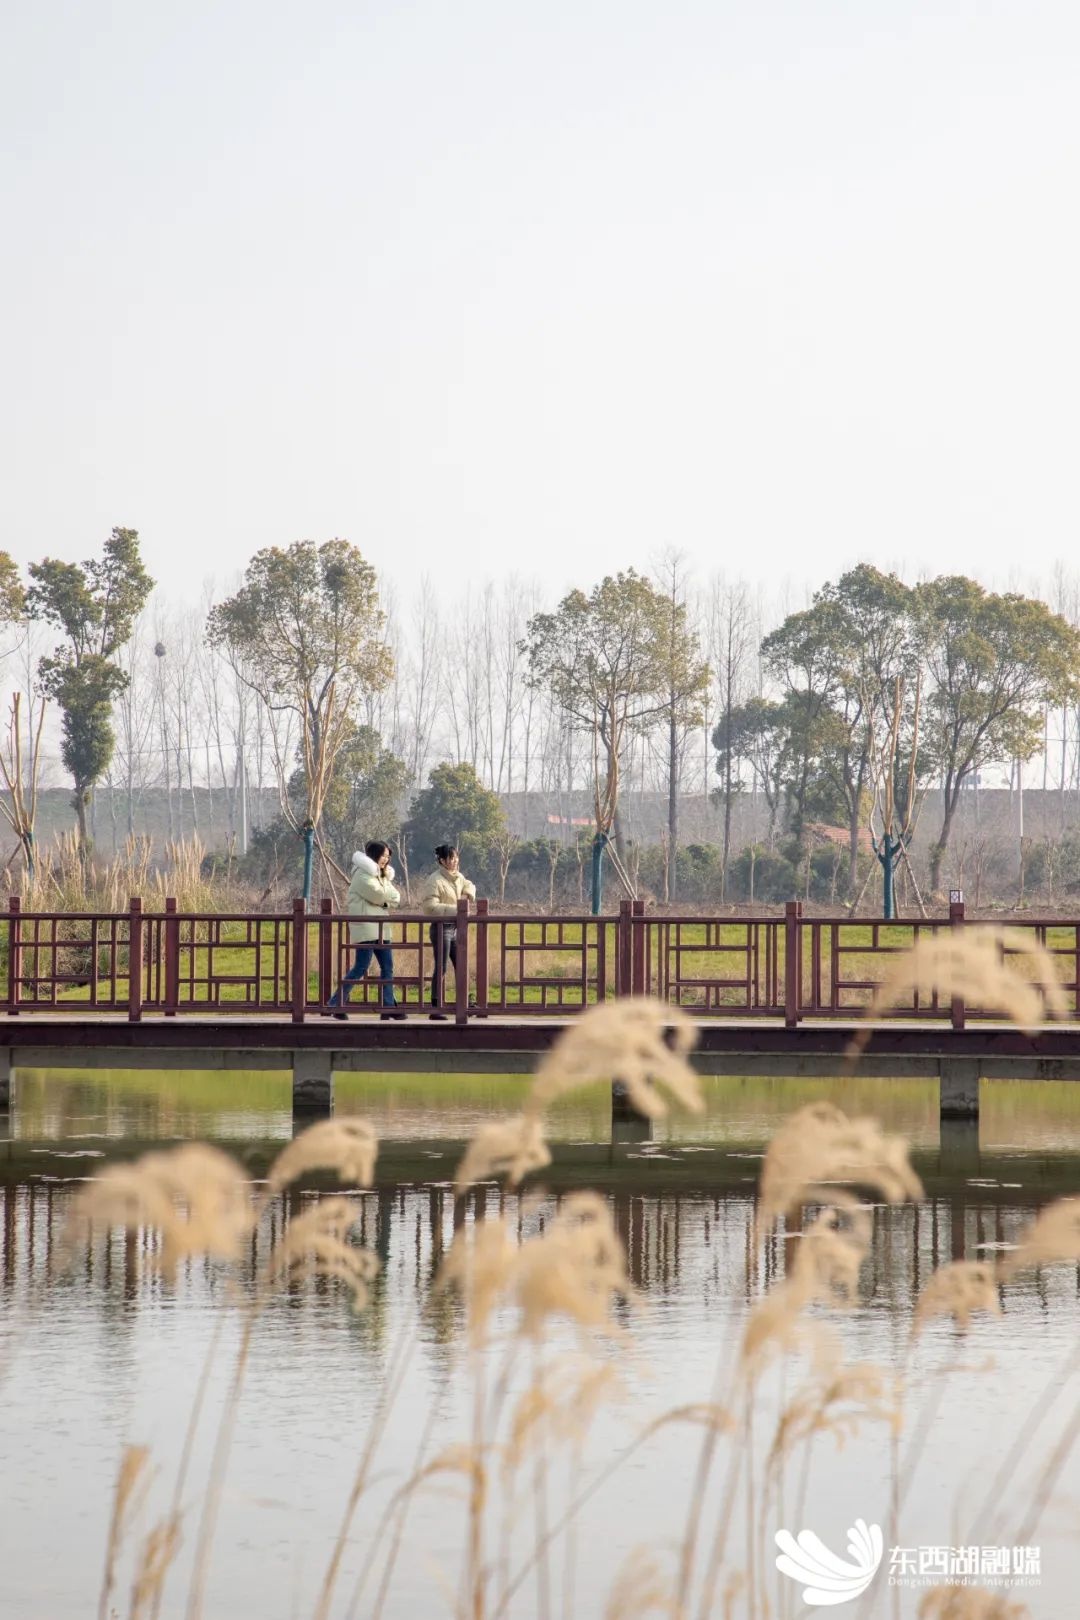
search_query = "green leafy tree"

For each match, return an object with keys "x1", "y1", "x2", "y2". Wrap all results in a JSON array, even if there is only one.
[
  {"x1": 760, "y1": 566, "x2": 918, "y2": 893},
  {"x1": 712, "y1": 695, "x2": 787, "y2": 847},
  {"x1": 405, "y1": 762, "x2": 505, "y2": 875},
  {"x1": 244, "y1": 724, "x2": 408, "y2": 897},
  {"x1": 0, "y1": 553, "x2": 24, "y2": 624},
  {"x1": 206, "y1": 539, "x2": 394, "y2": 901},
  {"x1": 27, "y1": 528, "x2": 153, "y2": 849},
  {"x1": 523, "y1": 570, "x2": 671, "y2": 910},
  {"x1": 297, "y1": 723, "x2": 409, "y2": 871},
  {"x1": 760, "y1": 598, "x2": 849, "y2": 844},
  {"x1": 915, "y1": 578, "x2": 1080, "y2": 891}
]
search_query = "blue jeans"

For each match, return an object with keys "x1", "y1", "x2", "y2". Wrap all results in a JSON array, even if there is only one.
[{"x1": 328, "y1": 944, "x2": 397, "y2": 1008}]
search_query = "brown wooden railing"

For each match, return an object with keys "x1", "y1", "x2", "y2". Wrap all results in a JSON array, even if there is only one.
[{"x1": 0, "y1": 896, "x2": 1074, "y2": 1027}]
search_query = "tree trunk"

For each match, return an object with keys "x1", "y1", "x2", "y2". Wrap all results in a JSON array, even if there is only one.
[
  {"x1": 73, "y1": 788, "x2": 89, "y2": 853},
  {"x1": 930, "y1": 798, "x2": 958, "y2": 893},
  {"x1": 848, "y1": 796, "x2": 861, "y2": 895},
  {"x1": 612, "y1": 807, "x2": 627, "y2": 870}
]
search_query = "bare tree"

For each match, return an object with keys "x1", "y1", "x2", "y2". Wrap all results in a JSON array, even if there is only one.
[{"x1": 706, "y1": 575, "x2": 754, "y2": 898}]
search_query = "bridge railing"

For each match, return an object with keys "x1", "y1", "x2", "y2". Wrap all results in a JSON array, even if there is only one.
[{"x1": 0, "y1": 895, "x2": 1076, "y2": 1025}]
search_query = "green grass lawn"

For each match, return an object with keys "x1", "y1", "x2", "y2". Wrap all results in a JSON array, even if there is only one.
[{"x1": 3, "y1": 915, "x2": 1076, "y2": 1015}]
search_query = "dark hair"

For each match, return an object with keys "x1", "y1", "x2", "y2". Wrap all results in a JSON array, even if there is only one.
[
  {"x1": 365, "y1": 840, "x2": 391, "y2": 862},
  {"x1": 434, "y1": 844, "x2": 458, "y2": 864}
]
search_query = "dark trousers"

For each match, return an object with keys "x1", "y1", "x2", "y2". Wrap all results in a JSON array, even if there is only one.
[
  {"x1": 429, "y1": 924, "x2": 457, "y2": 1005},
  {"x1": 328, "y1": 944, "x2": 397, "y2": 1007}
]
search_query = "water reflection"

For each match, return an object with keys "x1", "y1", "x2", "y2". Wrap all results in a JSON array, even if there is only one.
[{"x1": 2, "y1": 1070, "x2": 1080, "y2": 1619}]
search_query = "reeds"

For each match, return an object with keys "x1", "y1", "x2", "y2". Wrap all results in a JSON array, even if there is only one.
[
  {"x1": 23, "y1": 831, "x2": 244, "y2": 912},
  {"x1": 847, "y1": 925, "x2": 1068, "y2": 1063},
  {"x1": 50, "y1": 939, "x2": 1080, "y2": 1620}
]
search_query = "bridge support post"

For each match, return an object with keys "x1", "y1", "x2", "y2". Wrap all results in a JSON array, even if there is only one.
[
  {"x1": 939, "y1": 1057, "x2": 980, "y2": 1122},
  {"x1": 939, "y1": 1116, "x2": 980, "y2": 1176},
  {"x1": 293, "y1": 1051, "x2": 333, "y2": 1117},
  {"x1": 0, "y1": 1049, "x2": 11, "y2": 1109},
  {"x1": 611, "y1": 1080, "x2": 653, "y2": 1144}
]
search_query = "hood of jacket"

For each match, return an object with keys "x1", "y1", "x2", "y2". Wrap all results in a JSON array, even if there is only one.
[{"x1": 352, "y1": 851, "x2": 395, "y2": 881}]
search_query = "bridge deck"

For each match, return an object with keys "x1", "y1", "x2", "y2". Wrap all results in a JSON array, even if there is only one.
[{"x1": 0, "y1": 1011, "x2": 1079, "y2": 1070}]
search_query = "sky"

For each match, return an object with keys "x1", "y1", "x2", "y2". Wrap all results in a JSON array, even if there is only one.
[{"x1": 3, "y1": 0, "x2": 1080, "y2": 608}]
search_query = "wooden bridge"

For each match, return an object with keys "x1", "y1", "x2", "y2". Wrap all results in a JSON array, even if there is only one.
[{"x1": 0, "y1": 897, "x2": 1078, "y2": 1123}]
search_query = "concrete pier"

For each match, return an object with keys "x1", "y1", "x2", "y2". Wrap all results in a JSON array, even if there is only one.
[
  {"x1": 939, "y1": 1057, "x2": 980, "y2": 1121},
  {"x1": 611, "y1": 1079, "x2": 654, "y2": 1143},
  {"x1": 938, "y1": 1116, "x2": 981, "y2": 1176},
  {"x1": 291, "y1": 1051, "x2": 333, "y2": 1116}
]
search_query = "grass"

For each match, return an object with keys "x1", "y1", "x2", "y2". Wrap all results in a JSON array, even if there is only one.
[{"x1": 4, "y1": 911, "x2": 1079, "y2": 1019}]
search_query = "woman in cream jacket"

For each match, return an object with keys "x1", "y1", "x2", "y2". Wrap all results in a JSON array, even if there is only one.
[
  {"x1": 327, "y1": 841, "x2": 405, "y2": 1018},
  {"x1": 419, "y1": 843, "x2": 476, "y2": 1019}
]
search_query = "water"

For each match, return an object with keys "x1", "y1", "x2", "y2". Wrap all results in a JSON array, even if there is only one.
[{"x1": 2, "y1": 1068, "x2": 1080, "y2": 1618}]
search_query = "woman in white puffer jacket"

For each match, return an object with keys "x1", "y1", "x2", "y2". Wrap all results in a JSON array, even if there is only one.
[
  {"x1": 419, "y1": 843, "x2": 476, "y2": 1019},
  {"x1": 327, "y1": 840, "x2": 406, "y2": 1019}
]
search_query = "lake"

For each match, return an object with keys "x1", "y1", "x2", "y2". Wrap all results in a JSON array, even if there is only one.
[{"x1": 2, "y1": 1067, "x2": 1079, "y2": 1618}]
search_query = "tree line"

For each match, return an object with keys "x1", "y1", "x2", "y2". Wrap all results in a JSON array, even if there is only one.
[{"x1": 3, "y1": 531, "x2": 1080, "y2": 913}]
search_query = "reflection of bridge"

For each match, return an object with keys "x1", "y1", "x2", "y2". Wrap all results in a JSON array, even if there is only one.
[
  {"x1": 2, "y1": 1144, "x2": 1073, "y2": 1324},
  {"x1": 2, "y1": 897, "x2": 1080, "y2": 1122}
]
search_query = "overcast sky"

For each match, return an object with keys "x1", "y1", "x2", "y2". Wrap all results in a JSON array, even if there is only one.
[{"x1": 3, "y1": 0, "x2": 1079, "y2": 607}]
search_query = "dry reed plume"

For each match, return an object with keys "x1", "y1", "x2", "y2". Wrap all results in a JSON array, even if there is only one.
[
  {"x1": 263, "y1": 1117, "x2": 378, "y2": 1194},
  {"x1": 999, "y1": 1195, "x2": 1080, "y2": 1276},
  {"x1": 505, "y1": 1357, "x2": 623, "y2": 1464},
  {"x1": 756, "y1": 1100, "x2": 922, "y2": 1227},
  {"x1": 741, "y1": 1197, "x2": 874, "y2": 1374},
  {"x1": 264, "y1": 1195, "x2": 380, "y2": 1311},
  {"x1": 453, "y1": 1114, "x2": 552, "y2": 1197},
  {"x1": 24, "y1": 831, "x2": 241, "y2": 913},
  {"x1": 68, "y1": 1144, "x2": 254, "y2": 1282},
  {"x1": 439, "y1": 1191, "x2": 630, "y2": 1344},
  {"x1": 765, "y1": 1358, "x2": 895, "y2": 1476},
  {"x1": 847, "y1": 926, "x2": 1067, "y2": 1063},
  {"x1": 913, "y1": 1261, "x2": 1002, "y2": 1336},
  {"x1": 527, "y1": 998, "x2": 703, "y2": 1121}
]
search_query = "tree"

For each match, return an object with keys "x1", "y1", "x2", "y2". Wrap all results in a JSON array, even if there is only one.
[
  {"x1": 405, "y1": 761, "x2": 505, "y2": 873},
  {"x1": 27, "y1": 528, "x2": 154, "y2": 849},
  {"x1": 760, "y1": 599, "x2": 849, "y2": 845},
  {"x1": 915, "y1": 578, "x2": 1080, "y2": 891},
  {"x1": 712, "y1": 696, "x2": 786, "y2": 845},
  {"x1": 0, "y1": 556, "x2": 39, "y2": 879},
  {"x1": 706, "y1": 577, "x2": 754, "y2": 896},
  {"x1": 653, "y1": 553, "x2": 709, "y2": 901},
  {"x1": 0, "y1": 553, "x2": 24, "y2": 624},
  {"x1": 206, "y1": 539, "x2": 394, "y2": 902},
  {"x1": 309, "y1": 724, "x2": 409, "y2": 872},
  {"x1": 760, "y1": 565, "x2": 917, "y2": 894},
  {"x1": 523, "y1": 571, "x2": 670, "y2": 912},
  {"x1": 244, "y1": 724, "x2": 408, "y2": 897},
  {"x1": 866, "y1": 672, "x2": 924, "y2": 919}
]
